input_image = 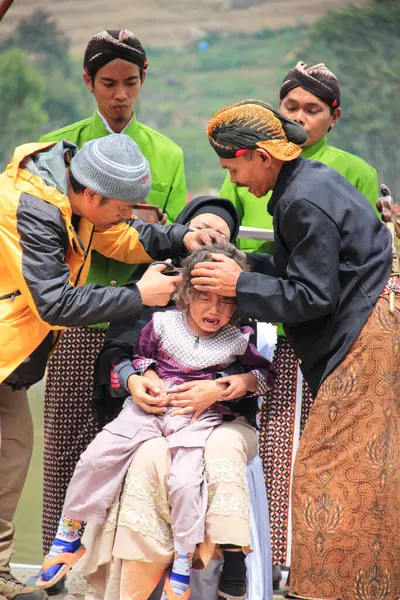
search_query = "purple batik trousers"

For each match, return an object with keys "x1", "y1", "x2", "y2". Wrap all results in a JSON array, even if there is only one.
[{"x1": 63, "y1": 400, "x2": 223, "y2": 545}]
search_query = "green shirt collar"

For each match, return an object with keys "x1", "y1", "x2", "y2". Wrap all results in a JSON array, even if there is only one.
[
  {"x1": 90, "y1": 110, "x2": 139, "y2": 137},
  {"x1": 301, "y1": 136, "x2": 328, "y2": 161}
]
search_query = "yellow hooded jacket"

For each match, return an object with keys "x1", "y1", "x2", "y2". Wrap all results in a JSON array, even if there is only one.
[{"x1": 0, "y1": 141, "x2": 187, "y2": 387}]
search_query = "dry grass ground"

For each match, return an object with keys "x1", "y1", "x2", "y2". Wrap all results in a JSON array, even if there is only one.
[{"x1": 2, "y1": 0, "x2": 368, "y2": 53}]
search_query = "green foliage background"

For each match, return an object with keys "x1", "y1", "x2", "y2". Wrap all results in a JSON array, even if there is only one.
[
  {"x1": 0, "y1": 0, "x2": 398, "y2": 195},
  {"x1": 0, "y1": 11, "x2": 88, "y2": 167},
  {"x1": 298, "y1": 0, "x2": 400, "y2": 197}
]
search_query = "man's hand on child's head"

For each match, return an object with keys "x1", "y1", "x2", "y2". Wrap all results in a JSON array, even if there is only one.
[
  {"x1": 183, "y1": 228, "x2": 229, "y2": 251},
  {"x1": 191, "y1": 253, "x2": 242, "y2": 296}
]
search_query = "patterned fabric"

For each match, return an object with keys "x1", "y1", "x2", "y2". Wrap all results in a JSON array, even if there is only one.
[
  {"x1": 104, "y1": 467, "x2": 173, "y2": 544},
  {"x1": 258, "y1": 336, "x2": 314, "y2": 566},
  {"x1": 84, "y1": 29, "x2": 148, "y2": 76},
  {"x1": 253, "y1": 368, "x2": 271, "y2": 397},
  {"x1": 42, "y1": 327, "x2": 105, "y2": 554},
  {"x1": 300, "y1": 377, "x2": 314, "y2": 437},
  {"x1": 153, "y1": 311, "x2": 251, "y2": 371},
  {"x1": 206, "y1": 458, "x2": 250, "y2": 522},
  {"x1": 130, "y1": 310, "x2": 274, "y2": 399},
  {"x1": 67, "y1": 424, "x2": 256, "y2": 597},
  {"x1": 218, "y1": 592, "x2": 247, "y2": 600},
  {"x1": 55, "y1": 515, "x2": 81, "y2": 542},
  {"x1": 380, "y1": 246, "x2": 400, "y2": 297},
  {"x1": 290, "y1": 297, "x2": 400, "y2": 600},
  {"x1": 280, "y1": 61, "x2": 341, "y2": 108},
  {"x1": 207, "y1": 100, "x2": 306, "y2": 161},
  {"x1": 134, "y1": 357, "x2": 157, "y2": 374}
]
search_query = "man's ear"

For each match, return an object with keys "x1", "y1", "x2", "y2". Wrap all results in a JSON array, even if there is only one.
[
  {"x1": 330, "y1": 107, "x2": 342, "y2": 130},
  {"x1": 83, "y1": 72, "x2": 94, "y2": 93},
  {"x1": 141, "y1": 70, "x2": 147, "y2": 86},
  {"x1": 83, "y1": 188, "x2": 97, "y2": 203},
  {"x1": 255, "y1": 147, "x2": 272, "y2": 167}
]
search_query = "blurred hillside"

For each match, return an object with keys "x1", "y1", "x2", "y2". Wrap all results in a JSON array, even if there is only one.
[
  {"x1": 0, "y1": 0, "x2": 398, "y2": 194},
  {"x1": 1, "y1": 0, "x2": 368, "y2": 51}
]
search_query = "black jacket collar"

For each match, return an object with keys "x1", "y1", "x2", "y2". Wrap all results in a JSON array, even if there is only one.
[{"x1": 268, "y1": 156, "x2": 305, "y2": 216}]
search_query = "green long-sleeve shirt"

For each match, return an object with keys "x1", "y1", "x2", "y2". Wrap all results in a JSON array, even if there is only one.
[
  {"x1": 220, "y1": 136, "x2": 380, "y2": 336},
  {"x1": 40, "y1": 111, "x2": 187, "y2": 291}
]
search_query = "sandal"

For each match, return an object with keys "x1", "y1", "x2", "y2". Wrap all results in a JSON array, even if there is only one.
[
  {"x1": 35, "y1": 545, "x2": 86, "y2": 590},
  {"x1": 162, "y1": 576, "x2": 191, "y2": 600}
]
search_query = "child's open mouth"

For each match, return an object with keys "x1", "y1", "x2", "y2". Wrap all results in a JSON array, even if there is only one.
[{"x1": 203, "y1": 317, "x2": 219, "y2": 326}]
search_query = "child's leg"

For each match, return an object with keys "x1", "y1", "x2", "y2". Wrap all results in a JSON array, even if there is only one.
[
  {"x1": 162, "y1": 543, "x2": 195, "y2": 599},
  {"x1": 160, "y1": 445, "x2": 203, "y2": 598},
  {"x1": 218, "y1": 545, "x2": 247, "y2": 599},
  {"x1": 166, "y1": 410, "x2": 223, "y2": 545},
  {"x1": 168, "y1": 446, "x2": 208, "y2": 544},
  {"x1": 39, "y1": 403, "x2": 162, "y2": 586},
  {"x1": 36, "y1": 516, "x2": 84, "y2": 587},
  {"x1": 63, "y1": 403, "x2": 162, "y2": 522},
  {"x1": 162, "y1": 446, "x2": 204, "y2": 598},
  {"x1": 163, "y1": 411, "x2": 222, "y2": 598}
]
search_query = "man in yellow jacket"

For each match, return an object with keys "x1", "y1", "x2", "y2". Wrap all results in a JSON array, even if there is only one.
[{"x1": 0, "y1": 133, "x2": 214, "y2": 600}]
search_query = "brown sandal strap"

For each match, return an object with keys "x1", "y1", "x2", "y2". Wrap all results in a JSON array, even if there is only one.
[{"x1": 42, "y1": 545, "x2": 85, "y2": 571}]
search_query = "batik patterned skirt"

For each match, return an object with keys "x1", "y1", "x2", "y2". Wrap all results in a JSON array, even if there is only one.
[
  {"x1": 43, "y1": 327, "x2": 105, "y2": 554},
  {"x1": 290, "y1": 296, "x2": 400, "y2": 600},
  {"x1": 258, "y1": 336, "x2": 314, "y2": 566}
]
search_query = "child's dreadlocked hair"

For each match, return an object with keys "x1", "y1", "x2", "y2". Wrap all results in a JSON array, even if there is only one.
[{"x1": 175, "y1": 244, "x2": 249, "y2": 323}]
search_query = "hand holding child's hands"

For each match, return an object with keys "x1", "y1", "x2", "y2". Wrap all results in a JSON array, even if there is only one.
[
  {"x1": 128, "y1": 374, "x2": 167, "y2": 414},
  {"x1": 143, "y1": 369, "x2": 165, "y2": 393},
  {"x1": 144, "y1": 369, "x2": 169, "y2": 406},
  {"x1": 217, "y1": 373, "x2": 257, "y2": 401},
  {"x1": 168, "y1": 380, "x2": 222, "y2": 422}
]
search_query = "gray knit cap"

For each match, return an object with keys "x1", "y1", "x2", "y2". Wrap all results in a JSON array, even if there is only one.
[{"x1": 70, "y1": 133, "x2": 151, "y2": 202}]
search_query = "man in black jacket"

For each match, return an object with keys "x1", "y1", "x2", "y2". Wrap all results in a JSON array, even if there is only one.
[
  {"x1": 192, "y1": 100, "x2": 400, "y2": 600},
  {"x1": 196, "y1": 99, "x2": 393, "y2": 396}
]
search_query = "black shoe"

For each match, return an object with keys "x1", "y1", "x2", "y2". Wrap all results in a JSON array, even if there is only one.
[
  {"x1": 0, "y1": 571, "x2": 48, "y2": 599},
  {"x1": 273, "y1": 565, "x2": 282, "y2": 591},
  {"x1": 25, "y1": 574, "x2": 66, "y2": 597}
]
